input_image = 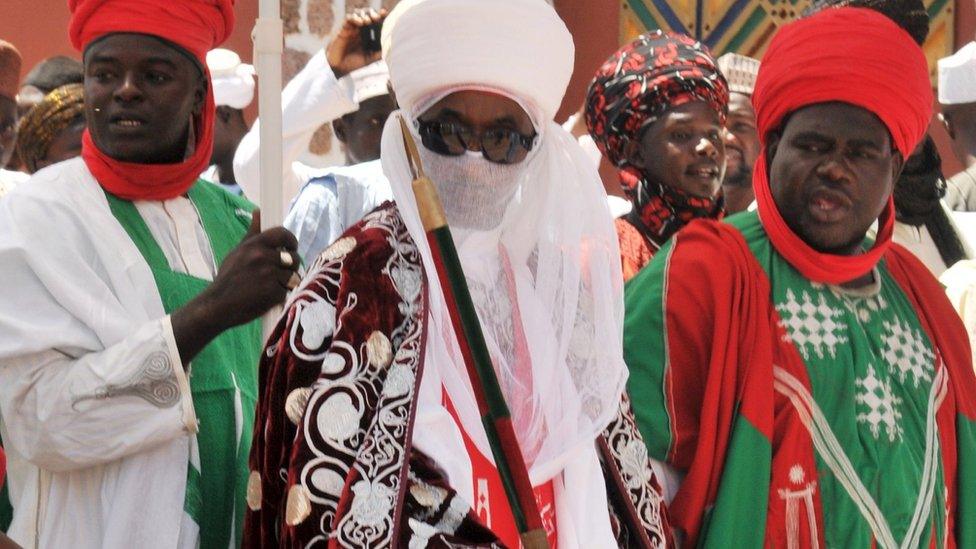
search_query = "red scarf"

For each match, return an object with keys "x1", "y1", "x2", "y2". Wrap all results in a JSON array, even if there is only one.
[
  {"x1": 750, "y1": 7, "x2": 932, "y2": 284},
  {"x1": 753, "y1": 151, "x2": 895, "y2": 285},
  {"x1": 79, "y1": 94, "x2": 214, "y2": 200},
  {"x1": 69, "y1": 0, "x2": 234, "y2": 200}
]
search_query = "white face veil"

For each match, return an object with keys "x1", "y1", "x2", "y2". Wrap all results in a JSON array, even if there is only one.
[{"x1": 380, "y1": 0, "x2": 627, "y2": 486}]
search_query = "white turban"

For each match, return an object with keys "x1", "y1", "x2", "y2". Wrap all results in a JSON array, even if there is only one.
[
  {"x1": 382, "y1": 0, "x2": 574, "y2": 122},
  {"x1": 348, "y1": 60, "x2": 390, "y2": 104},
  {"x1": 378, "y1": 1, "x2": 627, "y2": 545},
  {"x1": 207, "y1": 48, "x2": 255, "y2": 109},
  {"x1": 939, "y1": 42, "x2": 976, "y2": 105}
]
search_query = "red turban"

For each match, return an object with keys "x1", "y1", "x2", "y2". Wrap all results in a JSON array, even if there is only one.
[
  {"x1": 68, "y1": 0, "x2": 235, "y2": 200},
  {"x1": 751, "y1": 7, "x2": 933, "y2": 284}
]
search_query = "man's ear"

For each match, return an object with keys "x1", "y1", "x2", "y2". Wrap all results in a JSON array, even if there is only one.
[
  {"x1": 333, "y1": 118, "x2": 348, "y2": 144},
  {"x1": 766, "y1": 130, "x2": 782, "y2": 163},
  {"x1": 890, "y1": 150, "x2": 905, "y2": 183},
  {"x1": 623, "y1": 138, "x2": 645, "y2": 170},
  {"x1": 193, "y1": 77, "x2": 207, "y2": 116}
]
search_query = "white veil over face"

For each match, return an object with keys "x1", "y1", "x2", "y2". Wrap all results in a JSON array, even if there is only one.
[{"x1": 381, "y1": 0, "x2": 627, "y2": 486}]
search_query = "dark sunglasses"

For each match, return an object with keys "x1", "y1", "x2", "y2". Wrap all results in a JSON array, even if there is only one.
[{"x1": 416, "y1": 119, "x2": 537, "y2": 165}]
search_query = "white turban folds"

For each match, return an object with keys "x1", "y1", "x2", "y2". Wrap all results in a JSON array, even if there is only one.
[
  {"x1": 206, "y1": 48, "x2": 255, "y2": 109},
  {"x1": 939, "y1": 42, "x2": 976, "y2": 105},
  {"x1": 381, "y1": 0, "x2": 574, "y2": 122},
  {"x1": 378, "y1": 2, "x2": 627, "y2": 545}
]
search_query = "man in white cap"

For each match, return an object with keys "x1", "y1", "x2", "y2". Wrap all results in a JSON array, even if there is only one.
[
  {"x1": 241, "y1": 0, "x2": 671, "y2": 547},
  {"x1": 716, "y1": 52, "x2": 760, "y2": 215},
  {"x1": 939, "y1": 41, "x2": 976, "y2": 211},
  {"x1": 202, "y1": 48, "x2": 254, "y2": 194},
  {"x1": 234, "y1": 10, "x2": 396, "y2": 263}
]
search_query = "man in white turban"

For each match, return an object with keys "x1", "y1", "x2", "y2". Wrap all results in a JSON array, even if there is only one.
[
  {"x1": 241, "y1": 1, "x2": 671, "y2": 547},
  {"x1": 201, "y1": 48, "x2": 254, "y2": 193}
]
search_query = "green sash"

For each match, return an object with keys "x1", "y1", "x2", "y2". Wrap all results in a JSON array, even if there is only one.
[{"x1": 104, "y1": 181, "x2": 260, "y2": 549}]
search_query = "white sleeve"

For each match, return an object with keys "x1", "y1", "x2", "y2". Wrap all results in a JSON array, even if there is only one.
[
  {"x1": 234, "y1": 50, "x2": 359, "y2": 211},
  {"x1": 0, "y1": 316, "x2": 197, "y2": 473}
]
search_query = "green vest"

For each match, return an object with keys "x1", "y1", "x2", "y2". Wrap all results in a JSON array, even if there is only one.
[{"x1": 105, "y1": 181, "x2": 260, "y2": 549}]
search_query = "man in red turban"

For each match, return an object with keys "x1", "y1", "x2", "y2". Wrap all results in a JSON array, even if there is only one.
[
  {"x1": 0, "y1": 1, "x2": 301, "y2": 548},
  {"x1": 624, "y1": 7, "x2": 976, "y2": 547}
]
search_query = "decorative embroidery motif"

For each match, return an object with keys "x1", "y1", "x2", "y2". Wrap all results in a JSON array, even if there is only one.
[
  {"x1": 880, "y1": 318, "x2": 936, "y2": 388},
  {"x1": 774, "y1": 365, "x2": 947, "y2": 549},
  {"x1": 600, "y1": 393, "x2": 670, "y2": 548},
  {"x1": 292, "y1": 207, "x2": 427, "y2": 547},
  {"x1": 855, "y1": 365, "x2": 904, "y2": 442},
  {"x1": 776, "y1": 288, "x2": 849, "y2": 360},
  {"x1": 72, "y1": 350, "x2": 180, "y2": 409},
  {"x1": 777, "y1": 465, "x2": 819, "y2": 549}
]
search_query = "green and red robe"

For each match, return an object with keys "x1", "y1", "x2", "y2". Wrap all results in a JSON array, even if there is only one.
[{"x1": 624, "y1": 210, "x2": 976, "y2": 547}]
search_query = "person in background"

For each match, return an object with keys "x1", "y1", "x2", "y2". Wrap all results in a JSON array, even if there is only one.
[
  {"x1": 716, "y1": 52, "x2": 760, "y2": 215},
  {"x1": 16, "y1": 56, "x2": 84, "y2": 117},
  {"x1": 585, "y1": 30, "x2": 729, "y2": 282},
  {"x1": 0, "y1": 0, "x2": 301, "y2": 546},
  {"x1": 0, "y1": 41, "x2": 24, "y2": 197},
  {"x1": 938, "y1": 42, "x2": 976, "y2": 211},
  {"x1": 624, "y1": 8, "x2": 976, "y2": 545},
  {"x1": 15, "y1": 83, "x2": 85, "y2": 174},
  {"x1": 233, "y1": 9, "x2": 395, "y2": 218},
  {"x1": 252, "y1": 9, "x2": 396, "y2": 264},
  {"x1": 202, "y1": 48, "x2": 253, "y2": 194},
  {"x1": 886, "y1": 135, "x2": 972, "y2": 276}
]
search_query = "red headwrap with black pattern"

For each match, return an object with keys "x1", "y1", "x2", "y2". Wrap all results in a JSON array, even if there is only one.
[{"x1": 584, "y1": 31, "x2": 729, "y2": 246}]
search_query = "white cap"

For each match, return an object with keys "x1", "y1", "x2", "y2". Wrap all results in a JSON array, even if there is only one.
[
  {"x1": 938, "y1": 42, "x2": 976, "y2": 105},
  {"x1": 207, "y1": 48, "x2": 256, "y2": 109},
  {"x1": 349, "y1": 60, "x2": 391, "y2": 104},
  {"x1": 717, "y1": 53, "x2": 760, "y2": 95}
]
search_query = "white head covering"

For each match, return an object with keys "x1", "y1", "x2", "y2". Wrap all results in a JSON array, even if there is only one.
[
  {"x1": 380, "y1": 3, "x2": 626, "y2": 538},
  {"x1": 717, "y1": 52, "x2": 760, "y2": 95},
  {"x1": 348, "y1": 60, "x2": 391, "y2": 104},
  {"x1": 206, "y1": 48, "x2": 255, "y2": 109},
  {"x1": 939, "y1": 42, "x2": 976, "y2": 105}
]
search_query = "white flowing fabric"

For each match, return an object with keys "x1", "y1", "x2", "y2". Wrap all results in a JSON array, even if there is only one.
[
  {"x1": 380, "y1": 0, "x2": 627, "y2": 544},
  {"x1": 0, "y1": 159, "x2": 202, "y2": 548}
]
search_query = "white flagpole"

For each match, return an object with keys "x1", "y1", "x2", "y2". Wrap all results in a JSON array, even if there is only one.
[{"x1": 253, "y1": 0, "x2": 284, "y2": 338}]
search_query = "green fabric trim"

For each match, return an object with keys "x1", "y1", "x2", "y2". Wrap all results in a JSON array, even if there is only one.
[
  {"x1": 957, "y1": 415, "x2": 976, "y2": 546},
  {"x1": 623, "y1": 238, "x2": 677, "y2": 461},
  {"x1": 184, "y1": 462, "x2": 203, "y2": 525},
  {"x1": 698, "y1": 416, "x2": 770, "y2": 548},
  {"x1": 104, "y1": 181, "x2": 259, "y2": 549}
]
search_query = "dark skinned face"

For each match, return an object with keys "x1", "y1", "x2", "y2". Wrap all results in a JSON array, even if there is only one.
[
  {"x1": 0, "y1": 96, "x2": 17, "y2": 167},
  {"x1": 84, "y1": 33, "x2": 206, "y2": 164},
  {"x1": 722, "y1": 92, "x2": 759, "y2": 187},
  {"x1": 33, "y1": 119, "x2": 85, "y2": 173},
  {"x1": 333, "y1": 93, "x2": 396, "y2": 164},
  {"x1": 767, "y1": 102, "x2": 904, "y2": 254},
  {"x1": 627, "y1": 101, "x2": 726, "y2": 198},
  {"x1": 211, "y1": 106, "x2": 248, "y2": 165}
]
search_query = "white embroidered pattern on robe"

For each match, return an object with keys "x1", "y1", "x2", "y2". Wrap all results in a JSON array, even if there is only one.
[{"x1": 72, "y1": 350, "x2": 180, "y2": 409}]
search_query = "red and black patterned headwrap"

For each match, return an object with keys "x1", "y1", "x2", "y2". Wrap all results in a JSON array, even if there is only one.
[{"x1": 584, "y1": 30, "x2": 729, "y2": 170}]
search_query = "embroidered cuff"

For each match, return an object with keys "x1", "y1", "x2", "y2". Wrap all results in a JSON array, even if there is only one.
[{"x1": 162, "y1": 316, "x2": 199, "y2": 434}]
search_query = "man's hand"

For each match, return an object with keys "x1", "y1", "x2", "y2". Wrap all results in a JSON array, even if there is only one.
[
  {"x1": 326, "y1": 8, "x2": 388, "y2": 79},
  {"x1": 171, "y1": 210, "x2": 300, "y2": 364}
]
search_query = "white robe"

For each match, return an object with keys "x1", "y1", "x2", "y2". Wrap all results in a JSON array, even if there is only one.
[
  {"x1": 0, "y1": 158, "x2": 218, "y2": 549},
  {"x1": 232, "y1": 50, "x2": 360, "y2": 215}
]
